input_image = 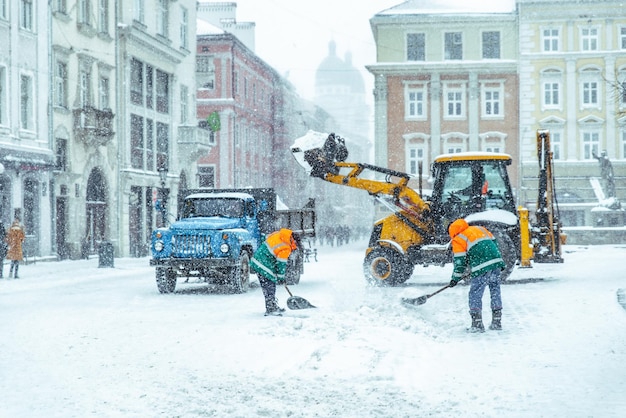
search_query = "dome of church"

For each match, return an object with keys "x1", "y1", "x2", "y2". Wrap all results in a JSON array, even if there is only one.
[{"x1": 315, "y1": 40, "x2": 365, "y2": 95}]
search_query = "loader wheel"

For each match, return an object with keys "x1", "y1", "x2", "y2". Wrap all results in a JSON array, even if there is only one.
[
  {"x1": 156, "y1": 267, "x2": 177, "y2": 293},
  {"x1": 363, "y1": 247, "x2": 412, "y2": 286},
  {"x1": 491, "y1": 229, "x2": 516, "y2": 281},
  {"x1": 229, "y1": 252, "x2": 250, "y2": 294}
]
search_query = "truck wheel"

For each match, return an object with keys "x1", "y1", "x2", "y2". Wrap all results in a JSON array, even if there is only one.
[
  {"x1": 229, "y1": 252, "x2": 250, "y2": 294},
  {"x1": 363, "y1": 247, "x2": 412, "y2": 286},
  {"x1": 491, "y1": 229, "x2": 516, "y2": 281},
  {"x1": 156, "y1": 267, "x2": 177, "y2": 293}
]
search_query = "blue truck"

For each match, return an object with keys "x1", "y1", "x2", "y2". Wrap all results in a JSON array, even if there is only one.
[{"x1": 149, "y1": 188, "x2": 316, "y2": 294}]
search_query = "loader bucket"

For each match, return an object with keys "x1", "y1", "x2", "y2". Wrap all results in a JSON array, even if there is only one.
[{"x1": 291, "y1": 130, "x2": 348, "y2": 178}]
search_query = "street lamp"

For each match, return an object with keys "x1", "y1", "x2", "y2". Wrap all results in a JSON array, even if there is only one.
[{"x1": 158, "y1": 167, "x2": 168, "y2": 226}]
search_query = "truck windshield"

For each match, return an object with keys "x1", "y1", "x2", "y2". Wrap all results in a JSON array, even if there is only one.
[{"x1": 185, "y1": 198, "x2": 245, "y2": 218}]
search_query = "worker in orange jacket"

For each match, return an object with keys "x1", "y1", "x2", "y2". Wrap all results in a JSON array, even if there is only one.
[
  {"x1": 448, "y1": 218, "x2": 505, "y2": 332},
  {"x1": 250, "y1": 228, "x2": 298, "y2": 316}
]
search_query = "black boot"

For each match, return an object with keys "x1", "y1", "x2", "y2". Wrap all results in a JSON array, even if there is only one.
[
  {"x1": 468, "y1": 311, "x2": 485, "y2": 333},
  {"x1": 490, "y1": 309, "x2": 502, "y2": 330},
  {"x1": 264, "y1": 298, "x2": 285, "y2": 316}
]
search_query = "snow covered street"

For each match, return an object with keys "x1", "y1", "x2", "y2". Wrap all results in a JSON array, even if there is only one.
[{"x1": 1, "y1": 240, "x2": 625, "y2": 417}]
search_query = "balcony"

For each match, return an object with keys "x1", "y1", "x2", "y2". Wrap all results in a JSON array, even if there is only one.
[
  {"x1": 73, "y1": 106, "x2": 115, "y2": 146},
  {"x1": 177, "y1": 124, "x2": 215, "y2": 160}
]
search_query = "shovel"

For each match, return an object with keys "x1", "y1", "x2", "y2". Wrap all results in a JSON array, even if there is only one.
[
  {"x1": 284, "y1": 283, "x2": 316, "y2": 310},
  {"x1": 402, "y1": 284, "x2": 451, "y2": 307}
]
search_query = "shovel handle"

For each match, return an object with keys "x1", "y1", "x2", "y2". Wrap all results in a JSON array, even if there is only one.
[
  {"x1": 283, "y1": 283, "x2": 294, "y2": 297},
  {"x1": 428, "y1": 284, "x2": 451, "y2": 299}
]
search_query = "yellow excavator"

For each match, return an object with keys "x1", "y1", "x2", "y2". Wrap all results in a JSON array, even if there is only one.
[{"x1": 291, "y1": 129, "x2": 564, "y2": 285}]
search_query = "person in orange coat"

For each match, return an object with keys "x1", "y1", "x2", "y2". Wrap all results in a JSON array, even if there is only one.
[
  {"x1": 250, "y1": 228, "x2": 298, "y2": 316},
  {"x1": 6, "y1": 218, "x2": 25, "y2": 279}
]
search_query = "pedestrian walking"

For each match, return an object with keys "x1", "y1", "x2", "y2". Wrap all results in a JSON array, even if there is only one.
[
  {"x1": 250, "y1": 228, "x2": 298, "y2": 316},
  {"x1": 0, "y1": 222, "x2": 7, "y2": 278},
  {"x1": 6, "y1": 218, "x2": 25, "y2": 279},
  {"x1": 448, "y1": 218, "x2": 506, "y2": 332}
]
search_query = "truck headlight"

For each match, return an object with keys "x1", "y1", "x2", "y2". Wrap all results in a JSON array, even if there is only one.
[
  {"x1": 154, "y1": 241, "x2": 164, "y2": 252},
  {"x1": 220, "y1": 243, "x2": 229, "y2": 253}
]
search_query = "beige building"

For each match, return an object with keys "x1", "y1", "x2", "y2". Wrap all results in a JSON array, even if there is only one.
[{"x1": 518, "y1": 0, "x2": 626, "y2": 226}]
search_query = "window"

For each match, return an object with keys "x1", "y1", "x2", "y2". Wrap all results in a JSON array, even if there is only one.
[
  {"x1": 198, "y1": 166, "x2": 215, "y2": 188},
  {"x1": 130, "y1": 114, "x2": 145, "y2": 169},
  {"x1": 156, "y1": 70, "x2": 169, "y2": 113},
  {"x1": 551, "y1": 131, "x2": 562, "y2": 160},
  {"x1": 180, "y1": 85, "x2": 188, "y2": 123},
  {"x1": 146, "y1": 65, "x2": 154, "y2": 109},
  {"x1": 406, "y1": 85, "x2": 426, "y2": 119},
  {"x1": 580, "y1": 68, "x2": 601, "y2": 109},
  {"x1": 542, "y1": 28, "x2": 560, "y2": 52},
  {"x1": 482, "y1": 31, "x2": 500, "y2": 59},
  {"x1": 146, "y1": 119, "x2": 154, "y2": 170},
  {"x1": 541, "y1": 69, "x2": 562, "y2": 109},
  {"x1": 447, "y1": 146, "x2": 463, "y2": 154},
  {"x1": 134, "y1": 0, "x2": 144, "y2": 23},
  {"x1": 582, "y1": 131, "x2": 599, "y2": 160},
  {"x1": 482, "y1": 84, "x2": 503, "y2": 117},
  {"x1": 130, "y1": 58, "x2": 143, "y2": 105},
  {"x1": 55, "y1": 138, "x2": 68, "y2": 171},
  {"x1": 79, "y1": 69, "x2": 91, "y2": 107},
  {"x1": 55, "y1": 62, "x2": 68, "y2": 108},
  {"x1": 157, "y1": 0, "x2": 168, "y2": 38},
  {"x1": 196, "y1": 56, "x2": 215, "y2": 89},
  {"x1": 20, "y1": 74, "x2": 33, "y2": 130},
  {"x1": 79, "y1": 0, "x2": 91, "y2": 26},
  {"x1": 1, "y1": 0, "x2": 7, "y2": 19},
  {"x1": 99, "y1": 76, "x2": 109, "y2": 109},
  {"x1": 98, "y1": 0, "x2": 108, "y2": 34},
  {"x1": 0, "y1": 67, "x2": 5, "y2": 125},
  {"x1": 445, "y1": 32, "x2": 463, "y2": 60},
  {"x1": 407, "y1": 33, "x2": 425, "y2": 61},
  {"x1": 444, "y1": 85, "x2": 465, "y2": 118},
  {"x1": 621, "y1": 26, "x2": 626, "y2": 50},
  {"x1": 20, "y1": 0, "x2": 33, "y2": 30},
  {"x1": 582, "y1": 81, "x2": 598, "y2": 106},
  {"x1": 156, "y1": 122, "x2": 169, "y2": 170},
  {"x1": 180, "y1": 6, "x2": 188, "y2": 49},
  {"x1": 406, "y1": 146, "x2": 424, "y2": 176},
  {"x1": 55, "y1": 0, "x2": 67, "y2": 14},
  {"x1": 622, "y1": 129, "x2": 626, "y2": 158},
  {"x1": 581, "y1": 27, "x2": 598, "y2": 51}
]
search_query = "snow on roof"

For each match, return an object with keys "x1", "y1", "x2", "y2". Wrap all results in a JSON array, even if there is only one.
[
  {"x1": 196, "y1": 18, "x2": 224, "y2": 36},
  {"x1": 379, "y1": 0, "x2": 516, "y2": 15},
  {"x1": 185, "y1": 192, "x2": 253, "y2": 200}
]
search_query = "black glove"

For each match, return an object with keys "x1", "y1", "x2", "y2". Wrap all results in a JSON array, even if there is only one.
[{"x1": 449, "y1": 279, "x2": 458, "y2": 288}]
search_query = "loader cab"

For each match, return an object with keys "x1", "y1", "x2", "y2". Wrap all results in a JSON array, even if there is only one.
[{"x1": 430, "y1": 153, "x2": 516, "y2": 233}]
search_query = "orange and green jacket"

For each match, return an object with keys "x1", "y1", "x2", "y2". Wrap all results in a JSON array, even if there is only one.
[
  {"x1": 449, "y1": 219, "x2": 505, "y2": 282},
  {"x1": 250, "y1": 228, "x2": 297, "y2": 282}
]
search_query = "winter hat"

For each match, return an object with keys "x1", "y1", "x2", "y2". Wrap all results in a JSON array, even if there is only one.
[{"x1": 448, "y1": 218, "x2": 468, "y2": 239}]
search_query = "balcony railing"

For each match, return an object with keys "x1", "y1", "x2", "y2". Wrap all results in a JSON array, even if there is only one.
[{"x1": 73, "y1": 106, "x2": 115, "y2": 146}]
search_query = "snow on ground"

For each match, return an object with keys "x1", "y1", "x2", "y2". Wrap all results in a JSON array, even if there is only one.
[{"x1": 1, "y1": 239, "x2": 625, "y2": 418}]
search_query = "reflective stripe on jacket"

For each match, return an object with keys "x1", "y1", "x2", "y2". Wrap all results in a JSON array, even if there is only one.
[{"x1": 449, "y1": 219, "x2": 505, "y2": 281}]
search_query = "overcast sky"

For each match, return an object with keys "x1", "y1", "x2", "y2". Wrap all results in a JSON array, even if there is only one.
[{"x1": 230, "y1": 0, "x2": 401, "y2": 102}]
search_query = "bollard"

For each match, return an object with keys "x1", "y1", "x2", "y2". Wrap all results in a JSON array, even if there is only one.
[{"x1": 98, "y1": 241, "x2": 115, "y2": 268}]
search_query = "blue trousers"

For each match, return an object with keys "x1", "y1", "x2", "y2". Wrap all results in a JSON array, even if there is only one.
[{"x1": 468, "y1": 268, "x2": 502, "y2": 313}]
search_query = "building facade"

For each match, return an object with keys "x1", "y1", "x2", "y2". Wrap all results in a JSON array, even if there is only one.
[
  {"x1": 0, "y1": 0, "x2": 54, "y2": 257},
  {"x1": 518, "y1": 0, "x2": 626, "y2": 226},
  {"x1": 50, "y1": 0, "x2": 118, "y2": 259},
  {"x1": 117, "y1": 0, "x2": 201, "y2": 257},
  {"x1": 195, "y1": 5, "x2": 325, "y2": 209},
  {"x1": 368, "y1": 2, "x2": 520, "y2": 192}
]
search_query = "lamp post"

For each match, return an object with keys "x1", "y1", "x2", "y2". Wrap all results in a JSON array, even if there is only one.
[{"x1": 158, "y1": 167, "x2": 168, "y2": 226}]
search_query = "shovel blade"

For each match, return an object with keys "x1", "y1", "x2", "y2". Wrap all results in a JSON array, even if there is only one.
[
  {"x1": 287, "y1": 296, "x2": 316, "y2": 310},
  {"x1": 401, "y1": 295, "x2": 428, "y2": 307}
]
